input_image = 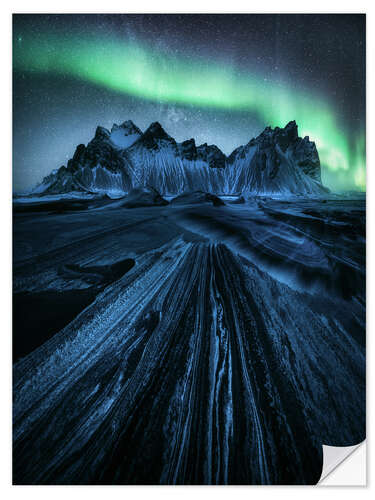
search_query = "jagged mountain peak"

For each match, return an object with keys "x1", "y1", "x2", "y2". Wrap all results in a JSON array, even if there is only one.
[
  {"x1": 225, "y1": 120, "x2": 321, "y2": 184},
  {"x1": 235, "y1": 120, "x2": 317, "y2": 161},
  {"x1": 94, "y1": 126, "x2": 111, "y2": 141},
  {"x1": 34, "y1": 118, "x2": 327, "y2": 196},
  {"x1": 144, "y1": 121, "x2": 172, "y2": 140},
  {"x1": 251, "y1": 120, "x2": 298, "y2": 145},
  {"x1": 111, "y1": 120, "x2": 142, "y2": 135},
  {"x1": 181, "y1": 138, "x2": 196, "y2": 147},
  {"x1": 284, "y1": 119, "x2": 298, "y2": 135},
  {"x1": 121, "y1": 119, "x2": 139, "y2": 129},
  {"x1": 109, "y1": 120, "x2": 142, "y2": 149},
  {"x1": 132, "y1": 121, "x2": 176, "y2": 151},
  {"x1": 178, "y1": 138, "x2": 197, "y2": 161}
]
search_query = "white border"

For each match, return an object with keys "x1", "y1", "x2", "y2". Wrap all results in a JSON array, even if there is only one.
[
  {"x1": 319, "y1": 442, "x2": 366, "y2": 485},
  {"x1": 1, "y1": 1, "x2": 372, "y2": 496}
]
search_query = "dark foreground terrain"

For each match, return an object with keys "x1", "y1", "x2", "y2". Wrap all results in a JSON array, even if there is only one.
[{"x1": 13, "y1": 194, "x2": 365, "y2": 484}]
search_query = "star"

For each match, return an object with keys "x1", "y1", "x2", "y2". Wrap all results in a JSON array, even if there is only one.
[{"x1": 12, "y1": 13, "x2": 365, "y2": 192}]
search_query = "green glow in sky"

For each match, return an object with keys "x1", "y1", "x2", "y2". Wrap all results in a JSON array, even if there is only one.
[{"x1": 13, "y1": 34, "x2": 365, "y2": 190}]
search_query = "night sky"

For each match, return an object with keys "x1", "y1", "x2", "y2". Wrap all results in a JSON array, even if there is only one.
[{"x1": 13, "y1": 14, "x2": 365, "y2": 192}]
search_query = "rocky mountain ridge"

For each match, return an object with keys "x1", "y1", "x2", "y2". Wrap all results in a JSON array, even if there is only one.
[{"x1": 33, "y1": 119, "x2": 327, "y2": 196}]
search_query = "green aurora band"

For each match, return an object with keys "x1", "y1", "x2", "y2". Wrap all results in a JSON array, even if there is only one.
[{"x1": 13, "y1": 34, "x2": 365, "y2": 190}]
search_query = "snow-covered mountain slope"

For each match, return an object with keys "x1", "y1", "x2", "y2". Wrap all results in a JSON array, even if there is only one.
[
  {"x1": 33, "y1": 119, "x2": 328, "y2": 197},
  {"x1": 109, "y1": 120, "x2": 142, "y2": 149}
]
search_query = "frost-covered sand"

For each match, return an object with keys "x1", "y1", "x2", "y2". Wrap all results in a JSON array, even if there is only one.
[{"x1": 13, "y1": 195, "x2": 365, "y2": 484}]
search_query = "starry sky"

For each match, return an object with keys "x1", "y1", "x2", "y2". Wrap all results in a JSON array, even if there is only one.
[{"x1": 13, "y1": 14, "x2": 365, "y2": 192}]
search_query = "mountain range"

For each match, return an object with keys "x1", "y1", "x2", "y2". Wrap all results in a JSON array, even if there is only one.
[{"x1": 33, "y1": 119, "x2": 328, "y2": 197}]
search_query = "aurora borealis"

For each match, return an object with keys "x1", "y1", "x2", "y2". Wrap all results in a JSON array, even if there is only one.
[{"x1": 13, "y1": 14, "x2": 365, "y2": 192}]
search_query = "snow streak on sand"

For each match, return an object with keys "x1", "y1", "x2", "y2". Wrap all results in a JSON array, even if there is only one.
[{"x1": 13, "y1": 228, "x2": 364, "y2": 484}]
